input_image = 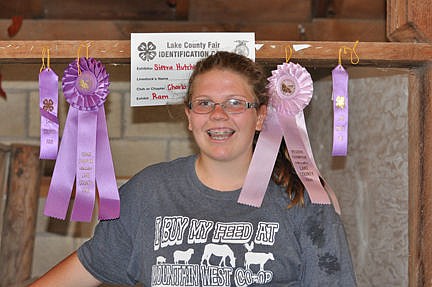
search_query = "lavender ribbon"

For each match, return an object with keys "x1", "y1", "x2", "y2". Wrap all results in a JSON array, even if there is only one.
[
  {"x1": 238, "y1": 110, "x2": 283, "y2": 207},
  {"x1": 44, "y1": 57, "x2": 119, "y2": 222},
  {"x1": 238, "y1": 62, "x2": 340, "y2": 214},
  {"x1": 332, "y1": 65, "x2": 349, "y2": 156},
  {"x1": 39, "y1": 68, "x2": 59, "y2": 160}
]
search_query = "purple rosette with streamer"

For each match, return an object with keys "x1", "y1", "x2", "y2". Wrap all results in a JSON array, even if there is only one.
[
  {"x1": 44, "y1": 57, "x2": 120, "y2": 222},
  {"x1": 238, "y1": 62, "x2": 340, "y2": 214}
]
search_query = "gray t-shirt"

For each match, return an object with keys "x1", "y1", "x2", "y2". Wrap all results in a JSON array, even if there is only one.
[{"x1": 77, "y1": 155, "x2": 357, "y2": 286}]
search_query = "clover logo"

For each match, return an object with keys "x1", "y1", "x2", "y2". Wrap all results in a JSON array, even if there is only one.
[
  {"x1": 335, "y1": 95, "x2": 345, "y2": 109},
  {"x1": 43, "y1": 99, "x2": 54, "y2": 112},
  {"x1": 138, "y1": 41, "x2": 157, "y2": 61}
]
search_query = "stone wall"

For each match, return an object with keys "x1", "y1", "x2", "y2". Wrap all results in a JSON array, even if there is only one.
[{"x1": 307, "y1": 67, "x2": 409, "y2": 286}]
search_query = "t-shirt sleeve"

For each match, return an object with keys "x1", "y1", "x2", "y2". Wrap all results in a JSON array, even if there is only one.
[
  {"x1": 77, "y1": 180, "x2": 140, "y2": 285},
  {"x1": 296, "y1": 203, "x2": 357, "y2": 286}
]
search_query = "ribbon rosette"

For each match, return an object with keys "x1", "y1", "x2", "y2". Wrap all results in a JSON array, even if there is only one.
[
  {"x1": 238, "y1": 62, "x2": 340, "y2": 214},
  {"x1": 44, "y1": 57, "x2": 120, "y2": 222}
]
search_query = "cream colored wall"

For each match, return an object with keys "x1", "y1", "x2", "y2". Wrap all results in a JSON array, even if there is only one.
[
  {"x1": 308, "y1": 68, "x2": 409, "y2": 286},
  {"x1": 0, "y1": 67, "x2": 409, "y2": 286}
]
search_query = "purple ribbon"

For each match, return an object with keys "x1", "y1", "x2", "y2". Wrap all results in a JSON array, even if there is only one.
[
  {"x1": 238, "y1": 62, "x2": 340, "y2": 214},
  {"x1": 44, "y1": 57, "x2": 119, "y2": 222},
  {"x1": 39, "y1": 68, "x2": 59, "y2": 160},
  {"x1": 332, "y1": 65, "x2": 349, "y2": 156}
]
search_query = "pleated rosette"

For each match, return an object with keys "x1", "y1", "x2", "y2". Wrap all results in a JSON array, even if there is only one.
[
  {"x1": 44, "y1": 57, "x2": 120, "y2": 222},
  {"x1": 63, "y1": 57, "x2": 110, "y2": 111},
  {"x1": 268, "y1": 62, "x2": 313, "y2": 116},
  {"x1": 238, "y1": 62, "x2": 340, "y2": 214}
]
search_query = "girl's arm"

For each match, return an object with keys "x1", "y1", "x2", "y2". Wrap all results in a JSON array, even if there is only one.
[{"x1": 29, "y1": 251, "x2": 101, "y2": 287}]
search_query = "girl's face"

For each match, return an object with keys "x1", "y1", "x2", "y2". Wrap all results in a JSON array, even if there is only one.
[{"x1": 185, "y1": 68, "x2": 266, "y2": 164}]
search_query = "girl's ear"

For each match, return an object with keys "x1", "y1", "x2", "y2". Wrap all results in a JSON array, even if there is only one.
[
  {"x1": 185, "y1": 106, "x2": 192, "y2": 131},
  {"x1": 255, "y1": 105, "x2": 267, "y2": 131}
]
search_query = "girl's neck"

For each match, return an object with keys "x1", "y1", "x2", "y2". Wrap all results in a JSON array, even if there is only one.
[{"x1": 195, "y1": 154, "x2": 252, "y2": 192}]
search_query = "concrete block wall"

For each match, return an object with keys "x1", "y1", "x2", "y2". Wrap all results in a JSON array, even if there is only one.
[{"x1": 0, "y1": 79, "x2": 197, "y2": 278}]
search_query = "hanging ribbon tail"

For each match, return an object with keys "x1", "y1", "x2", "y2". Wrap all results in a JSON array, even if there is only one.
[
  {"x1": 44, "y1": 108, "x2": 78, "y2": 219},
  {"x1": 295, "y1": 112, "x2": 317, "y2": 168},
  {"x1": 293, "y1": 113, "x2": 341, "y2": 213},
  {"x1": 96, "y1": 106, "x2": 120, "y2": 220},
  {"x1": 322, "y1": 180, "x2": 341, "y2": 214},
  {"x1": 238, "y1": 111, "x2": 283, "y2": 207},
  {"x1": 294, "y1": 112, "x2": 340, "y2": 214},
  {"x1": 39, "y1": 69, "x2": 59, "y2": 160},
  {"x1": 278, "y1": 113, "x2": 332, "y2": 205},
  {"x1": 332, "y1": 65, "x2": 349, "y2": 156},
  {"x1": 70, "y1": 111, "x2": 98, "y2": 222}
]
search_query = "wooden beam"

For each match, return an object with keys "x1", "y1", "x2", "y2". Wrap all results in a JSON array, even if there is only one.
[
  {"x1": 0, "y1": 0, "x2": 43, "y2": 18},
  {"x1": 0, "y1": 0, "x2": 176, "y2": 21},
  {"x1": 331, "y1": 0, "x2": 385, "y2": 19},
  {"x1": 309, "y1": 18, "x2": 386, "y2": 42},
  {"x1": 0, "y1": 40, "x2": 430, "y2": 68},
  {"x1": 188, "y1": 0, "x2": 312, "y2": 22},
  {"x1": 175, "y1": 0, "x2": 189, "y2": 20},
  {"x1": 312, "y1": 0, "x2": 333, "y2": 17},
  {"x1": 0, "y1": 19, "x2": 386, "y2": 42}
]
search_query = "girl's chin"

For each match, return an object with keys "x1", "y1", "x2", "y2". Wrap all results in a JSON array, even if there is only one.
[
  {"x1": 199, "y1": 149, "x2": 252, "y2": 163},
  {"x1": 199, "y1": 151, "x2": 234, "y2": 162}
]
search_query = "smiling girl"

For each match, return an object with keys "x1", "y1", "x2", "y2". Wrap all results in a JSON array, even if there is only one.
[{"x1": 31, "y1": 51, "x2": 356, "y2": 287}]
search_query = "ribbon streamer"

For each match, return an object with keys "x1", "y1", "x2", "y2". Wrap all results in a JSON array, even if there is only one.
[
  {"x1": 332, "y1": 65, "x2": 349, "y2": 156},
  {"x1": 44, "y1": 57, "x2": 120, "y2": 222},
  {"x1": 238, "y1": 62, "x2": 340, "y2": 214},
  {"x1": 39, "y1": 48, "x2": 59, "y2": 160}
]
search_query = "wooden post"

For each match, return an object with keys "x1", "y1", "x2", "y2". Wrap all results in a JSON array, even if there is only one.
[
  {"x1": 387, "y1": 0, "x2": 432, "y2": 42},
  {"x1": 408, "y1": 62, "x2": 432, "y2": 287},
  {"x1": 419, "y1": 63, "x2": 432, "y2": 286},
  {"x1": 0, "y1": 144, "x2": 11, "y2": 248},
  {"x1": 0, "y1": 144, "x2": 41, "y2": 287}
]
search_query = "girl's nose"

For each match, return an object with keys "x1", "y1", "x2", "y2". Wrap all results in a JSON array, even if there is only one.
[{"x1": 209, "y1": 103, "x2": 229, "y2": 119}]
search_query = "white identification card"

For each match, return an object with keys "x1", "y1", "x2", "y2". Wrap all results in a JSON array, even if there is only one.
[{"x1": 130, "y1": 32, "x2": 255, "y2": 106}]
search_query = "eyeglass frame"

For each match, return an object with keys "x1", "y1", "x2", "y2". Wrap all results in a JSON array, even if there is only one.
[{"x1": 187, "y1": 98, "x2": 259, "y2": 114}]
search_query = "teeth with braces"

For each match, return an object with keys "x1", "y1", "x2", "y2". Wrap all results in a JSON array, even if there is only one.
[{"x1": 207, "y1": 129, "x2": 234, "y2": 139}]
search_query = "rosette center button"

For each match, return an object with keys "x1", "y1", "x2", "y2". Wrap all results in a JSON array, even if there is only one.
[
  {"x1": 76, "y1": 71, "x2": 97, "y2": 95},
  {"x1": 277, "y1": 76, "x2": 297, "y2": 98}
]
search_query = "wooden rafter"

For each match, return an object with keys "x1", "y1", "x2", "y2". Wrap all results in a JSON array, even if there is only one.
[
  {"x1": 312, "y1": 0, "x2": 334, "y2": 17},
  {"x1": 0, "y1": 19, "x2": 387, "y2": 42},
  {"x1": 0, "y1": 40, "x2": 430, "y2": 68}
]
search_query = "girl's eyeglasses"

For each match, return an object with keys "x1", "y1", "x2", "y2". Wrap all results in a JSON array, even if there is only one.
[{"x1": 188, "y1": 99, "x2": 258, "y2": 114}]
